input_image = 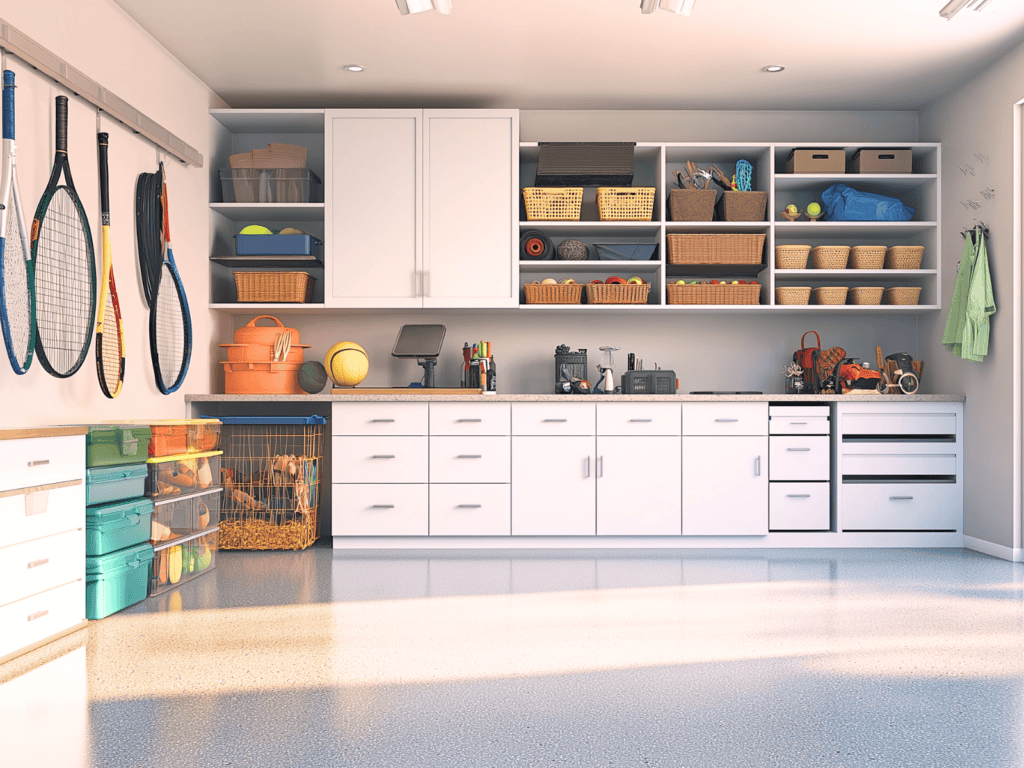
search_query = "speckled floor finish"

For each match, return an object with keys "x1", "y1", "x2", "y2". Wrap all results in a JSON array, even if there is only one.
[{"x1": 1, "y1": 547, "x2": 1022, "y2": 767}]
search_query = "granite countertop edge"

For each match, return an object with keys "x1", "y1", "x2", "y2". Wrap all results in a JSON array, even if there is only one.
[{"x1": 185, "y1": 393, "x2": 966, "y2": 403}]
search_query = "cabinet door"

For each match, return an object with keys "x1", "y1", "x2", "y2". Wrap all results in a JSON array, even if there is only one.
[
  {"x1": 511, "y1": 436, "x2": 595, "y2": 535},
  {"x1": 682, "y1": 436, "x2": 768, "y2": 536},
  {"x1": 597, "y1": 437, "x2": 681, "y2": 536},
  {"x1": 422, "y1": 110, "x2": 518, "y2": 308},
  {"x1": 326, "y1": 110, "x2": 421, "y2": 308}
]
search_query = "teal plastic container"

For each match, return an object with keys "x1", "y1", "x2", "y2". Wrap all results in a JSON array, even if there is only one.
[
  {"x1": 86, "y1": 542, "x2": 155, "y2": 620},
  {"x1": 86, "y1": 463, "x2": 148, "y2": 505},
  {"x1": 86, "y1": 498, "x2": 154, "y2": 556},
  {"x1": 84, "y1": 424, "x2": 152, "y2": 468}
]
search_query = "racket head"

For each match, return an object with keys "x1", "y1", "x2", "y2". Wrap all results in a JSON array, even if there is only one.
[
  {"x1": 150, "y1": 257, "x2": 191, "y2": 394},
  {"x1": 0, "y1": 175, "x2": 34, "y2": 375}
]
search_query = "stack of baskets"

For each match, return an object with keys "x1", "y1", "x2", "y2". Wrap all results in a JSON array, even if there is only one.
[
  {"x1": 522, "y1": 187, "x2": 655, "y2": 222},
  {"x1": 773, "y1": 243, "x2": 925, "y2": 306}
]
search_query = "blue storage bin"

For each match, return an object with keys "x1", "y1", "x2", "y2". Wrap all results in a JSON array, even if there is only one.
[
  {"x1": 86, "y1": 498, "x2": 154, "y2": 556},
  {"x1": 86, "y1": 464, "x2": 148, "y2": 506},
  {"x1": 203, "y1": 415, "x2": 326, "y2": 425},
  {"x1": 86, "y1": 541, "x2": 154, "y2": 620},
  {"x1": 234, "y1": 234, "x2": 322, "y2": 259}
]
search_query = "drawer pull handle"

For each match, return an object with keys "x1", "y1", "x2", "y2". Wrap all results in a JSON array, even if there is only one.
[
  {"x1": 370, "y1": 419, "x2": 395, "y2": 423},
  {"x1": 890, "y1": 496, "x2": 914, "y2": 501},
  {"x1": 789, "y1": 422, "x2": 808, "y2": 425},
  {"x1": 457, "y1": 455, "x2": 482, "y2": 459},
  {"x1": 370, "y1": 455, "x2": 395, "y2": 459},
  {"x1": 456, "y1": 504, "x2": 482, "y2": 509},
  {"x1": 786, "y1": 447, "x2": 811, "y2": 452},
  {"x1": 716, "y1": 418, "x2": 739, "y2": 423},
  {"x1": 27, "y1": 609, "x2": 49, "y2": 622},
  {"x1": 370, "y1": 504, "x2": 395, "y2": 509},
  {"x1": 629, "y1": 419, "x2": 653, "y2": 423},
  {"x1": 28, "y1": 459, "x2": 50, "y2": 467},
  {"x1": 755, "y1": 456, "x2": 761, "y2": 476},
  {"x1": 27, "y1": 558, "x2": 50, "y2": 569},
  {"x1": 543, "y1": 418, "x2": 568, "y2": 423},
  {"x1": 786, "y1": 494, "x2": 811, "y2": 499},
  {"x1": 456, "y1": 418, "x2": 482, "y2": 423}
]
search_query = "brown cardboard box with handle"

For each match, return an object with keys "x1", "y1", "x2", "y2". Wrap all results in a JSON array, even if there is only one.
[
  {"x1": 849, "y1": 148, "x2": 913, "y2": 174},
  {"x1": 785, "y1": 149, "x2": 845, "y2": 174}
]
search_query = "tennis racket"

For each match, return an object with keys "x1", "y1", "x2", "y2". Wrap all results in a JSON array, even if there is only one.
[
  {"x1": 95, "y1": 132, "x2": 124, "y2": 397},
  {"x1": 149, "y1": 161, "x2": 191, "y2": 394},
  {"x1": 0, "y1": 70, "x2": 34, "y2": 375},
  {"x1": 31, "y1": 95, "x2": 96, "y2": 378}
]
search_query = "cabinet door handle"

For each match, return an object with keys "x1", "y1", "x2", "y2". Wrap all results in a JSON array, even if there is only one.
[
  {"x1": 629, "y1": 418, "x2": 653, "y2": 423},
  {"x1": 456, "y1": 418, "x2": 482, "y2": 423},
  {"x1": 789, "y1": 421, "x2": 808, "y2": 425},
  {"x1": 786, "y1": 494, "x2": 811, "y2": 499},
  {"x1": 890, "y1": 496, "x2": 914, "y2": 501},
  {"x1": 27, "y1": 609, "x2": 49, "y2": 622},
  {"x1": 370, "y1": 419, "x2": 395, "y2": 423},
  {"x1": 457, "y1": 454, "x2": 482, "y2": 459},
  {"x1": 370, "y1": 455, "x2": 395, "y2": 459},
  {"x1": 370, "y1": 504, "x2": 395, "y2": 509},
  {"x1": 715, "y1": 418, "x2": 739, "y2": 423},
  {"x1": 597, "y1": 456, "x2": 604, "y2": 478},
  {"x1": 584, "y1": 456, "x2": 590, "y2": 478},
  {"x1": 413, "y1": 270, "x2": 419, "y2": 297},
  {"x1": 423, "y1": 270, "x2": 429, "y2": 298},
  {"x1": 543, "y1": 418, "x2": 568, "y2": 423},
  {"x1": 786, "y1": 447, "x2": 811, "y2": 452},
  {"x1": 456, "y1": 504, "x2": 482, "y2": 509},
  {"x1": 754, "y1": 456, "x2": 761, "y2": 476},
  {"x1": 27, "y1": 558, "x2": 50, "y2": 569},
  {"x1": 28, "y1": 459, "x2": 50, "y2": 467}
]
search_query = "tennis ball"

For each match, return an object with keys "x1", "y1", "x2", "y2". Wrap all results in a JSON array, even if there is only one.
[
  {"x1": 325, "y1": 342, "x2": 369, "y2": 387},
  {"x1": 807, "y1": 202, "x2": 822, "y2": 217},
  {"x1": 298, "y1": 361, "x2": 329, "y2": 394},
  {"x1": 239, "y1": 225, "x2": 273, "y2": 235}
]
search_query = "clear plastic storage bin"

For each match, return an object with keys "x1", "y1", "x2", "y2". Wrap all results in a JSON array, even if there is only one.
[
  {"x1": 150, "y1": 529, "x2": 219, "y2": 597},
  {"x1": 151, "y1": 488, "x2": 222, "y2": 543},
  {"x1": 218, "y1": 169, "x2": 321, "y2": 203},
  {"x1": 145, "y1": 451, "x2": 222, "y2": 501}
]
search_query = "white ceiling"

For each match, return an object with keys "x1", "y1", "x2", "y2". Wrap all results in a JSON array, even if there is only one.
[{"x1": 114, "y1": 0, "x2": 1024, "y2": 111}]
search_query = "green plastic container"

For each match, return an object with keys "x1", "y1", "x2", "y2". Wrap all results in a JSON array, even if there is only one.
[
  {"x1": 86, "y1": 541, "x2": 154, "y2": 620},
  {"x1": 84, "y1": 424, "x2": 152, "y2": 468},
  {"x1": 86, "y1": 463, "x2": 148, "y2": 506},
  {"x1": 86, "y1": 498, "x2": 154, "y2": 556}
]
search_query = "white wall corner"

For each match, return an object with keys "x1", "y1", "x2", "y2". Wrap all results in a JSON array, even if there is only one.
[{"x1": 964, "y1": 535, "x2": 1024, "y2": 562}]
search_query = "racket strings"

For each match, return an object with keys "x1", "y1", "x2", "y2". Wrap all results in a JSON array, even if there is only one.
[
  {"x1": 34, "y1": 188, "x2": 93, "y2": 375},
  {"x1": 154, "y1": 265, "x2": 187, "y2": 387},
  {"x1": 2, "y1": 203, "x2": 31, "y2": 364}
]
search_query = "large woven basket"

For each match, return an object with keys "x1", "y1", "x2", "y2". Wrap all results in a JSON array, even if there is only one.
[
  {"x1": 234, "y1": 272, "x2": 314, "y2": 303},
  {"x1": 812, "y1": 286, "x2": 849, "y2": 305},
  {"x1": 885, "y1": 246, "x2": 924, "y2": 270},
  {"x1": 775, "y1": 286, "x2": 811, "y2": 305},
  {"x1": 848, "y1": 286, "x2": 884, "y2": 305},
  {"x1": 811, "y1": 245, "x2": 850, "y2": 270},
  {"x1": 667, "y1": 233, "x2": 766, "y2": 265},
  {"x1": 597, "y1": 187, "x2": 656, "y2": 221},
  {"x1": 716, "y1": 191, "x2": 768, "y2": 222},
  {"x1": 585, "y1": 282, "x2": 650, "y2": 304},
  {"x1": 883, "y1": 286, "x2": 922, "y2": 305},
  {"x1": 668, "y1": 189, "x2": 716, "y2": 222},
  {"x1": 667, "y1": 283, "x2": 760, "y2": 305},
  {"x1": 849, "y1": 245, "x2": 886, "y2": 269},
  {"x1": 775, "y1": 244, "x2": 812, "y2": 269},
  {"x1": 523, "y1": 282, "x2": 583, "y2": 304},
  {"x1": 523, "y1": 187, "x2": 583, "y2": 221}
]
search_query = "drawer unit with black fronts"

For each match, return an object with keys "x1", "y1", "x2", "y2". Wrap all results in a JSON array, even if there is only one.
[{"x1": 768, "y1": 406, "x2": 831, "y2": 532}]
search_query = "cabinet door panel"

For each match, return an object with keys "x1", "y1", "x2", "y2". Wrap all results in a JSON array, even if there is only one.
[
  {"x1": 682, "y1": 436, "x2": 768, "y2": 536},
  {"x1": 512, "y1": 436, "x2": 595, "y2": 535},
  {"x1": 597, "y1": 437, "x2": 681, "y2": 536},
  {"x1": 332, "y1": 484, "x2": 428, "y2": 536}
]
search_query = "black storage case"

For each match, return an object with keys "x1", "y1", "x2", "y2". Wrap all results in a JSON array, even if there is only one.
[
  {"x1": 620, "y1": 370, "x2": 677, "y2": 395},
  {"x1": 536, "y1": 142, "x2": 635, "y2": 186}
]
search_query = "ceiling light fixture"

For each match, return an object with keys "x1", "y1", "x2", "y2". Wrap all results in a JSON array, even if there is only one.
[
  {"x1": 640, "y1": 0, "x2": 697, "y2": 15},
  {"x1": 763, "y1": 65, "x2": 785, "y2": 73},
  {"x1": 939, "y1": 0, "x2": 999, "y2": 20},
  {"x1": 396, "y1": 0, "x2": 452, "y2": 14},
  {"x1": 343, "y1": 65, "x2": 365, "y2": 73}
]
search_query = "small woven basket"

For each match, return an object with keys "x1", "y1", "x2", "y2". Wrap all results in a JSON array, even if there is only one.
[
  {"x1": 885, "y1": 246, "x2": 924, "y2": 270},
  {"x1": 848, "y1": 286, "x2": 884, "y2": 305},
  {"x1": 716, "y1": 191, "x2": 768, "y2": 222},
  {"x1": 774, "y1": 286, "x2": 811, "y2": 305},
  {"x1": 585, "y1": 282, "x2": 651, "y2": 304},
  {"x1": 811, "y1": 245, "x2": 850, "y2": 270},
  {"x1": 523, "y1": 187, "x2": 583, "y2": 221},
  {"x1": 234, "y1": 272, "x2": 314, "y2": 303},
  {"x1": 597, "y1": 187, "x2": 656, "y2": 221},
  {"x1": 775, "y1": 244, "x2": 812, "y2": 269},
  {"x1": 667, "y1": 234, "x2": 766, "y2": 265},
  {"x1": 849, "y1": 245, "x2": 886, "y2": 269},
  {"x1": 668, "y1": 188, "x2": 716, "y2": 221},
  {"x1": 883, "y1": 286, "x2": 922, "y2": 305},
  {"x1": 812, "y1": 286, "x2": 849, "y2": 305},
  {"x1": 667, "y1": 283, "x2": 760, "y2": 305},
  {"x1": 523, "y1": 283, "x2": 583, "y2": 304}
]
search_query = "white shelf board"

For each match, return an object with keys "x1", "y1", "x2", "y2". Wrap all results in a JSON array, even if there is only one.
[
  {"x1": 210, "y1": 203, "x2": 325, "y2": 222},
  {"x1": 210, "y1": 303, "x2": 327, "y2": 314},
  {"x1": 775, "y1": 269, "x2": 937, "y2": 279},
  {"x1": 519, "y1": 260, "x2": 661, "y2": 273},
  {"x1": 210, "y1": 109, "x2": 325, "y2": 134},
  {"x1": 774, "y1": 174, "x2": 937, "y2": 191},
  {"x1": 774, "y1": 221, "x2": 937, "y2": 237},
  {"x1": 767, "y1": 304, "x2": 939, "y2": 314},
  {"x1": 665, "y1": 222, "x2": 769, "y2": 233}
]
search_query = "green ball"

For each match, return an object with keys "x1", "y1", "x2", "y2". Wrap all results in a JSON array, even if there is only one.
[
  {"x1": 298, "y1": 361, "x2": 329, "y2": 394},
  {"x1": 807, "y1": 202, "x2": 822, "y2": 216}
]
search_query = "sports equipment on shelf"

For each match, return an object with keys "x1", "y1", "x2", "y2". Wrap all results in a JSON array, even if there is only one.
[{"x1": 95, "y1": 132, "x2": 125, "y2": 397}]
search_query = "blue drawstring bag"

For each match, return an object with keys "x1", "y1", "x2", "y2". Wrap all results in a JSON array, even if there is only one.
[{"x1": 821, "y1": 183, "x2": 915, "y2": 222}]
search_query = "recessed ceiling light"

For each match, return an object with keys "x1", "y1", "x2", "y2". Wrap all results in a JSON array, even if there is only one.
[
  {"x1": 763, "y1": 65, "x2": 785, "y2": 73},
  {"x1": 343, "y1": 65, "x2": 365, "y2": 73}
]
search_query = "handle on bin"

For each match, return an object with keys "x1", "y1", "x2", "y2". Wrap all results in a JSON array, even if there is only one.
[
  {"x1": 127, "y1": 557, "x2": 141, "y2": 569},
  {"x1": 246, "y1": 315, "x2": 285, "y2": 329},
  {"x1": 129, "y1": 514, "x2": 140, "y2": 525}
]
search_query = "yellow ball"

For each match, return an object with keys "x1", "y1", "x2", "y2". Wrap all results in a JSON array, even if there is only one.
[{"x1": 325, "y1": 342, "x2": 369, "y2": 387}]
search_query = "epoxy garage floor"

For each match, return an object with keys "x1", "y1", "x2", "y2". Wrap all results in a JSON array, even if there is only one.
[{"x1": 2, "y1": 546, "x2": 1023, "y2": 767}]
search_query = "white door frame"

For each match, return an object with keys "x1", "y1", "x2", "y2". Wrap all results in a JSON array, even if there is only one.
[{"x1": 1013, "y1": 98, "x2": 1024, "y2": 561}]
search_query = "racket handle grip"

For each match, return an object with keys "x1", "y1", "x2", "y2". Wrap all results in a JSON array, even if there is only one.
[
  {"x1": 55, "y1": 95, "x2": 68, "y2": 153},
  {"x1": 98, "y1": 133, "x2": 110, "y2": 219},
  {"x1": 2, "y1": 70, "x2": 13, "y2": 142}
]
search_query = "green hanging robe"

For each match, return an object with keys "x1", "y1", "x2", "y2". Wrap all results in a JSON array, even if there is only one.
[
  {"x1": 941, "y1": 232, "x2": 977, "y2": 356},
  {"x1": 961, "y1": 229, "x2": 996, "y2": 362}
]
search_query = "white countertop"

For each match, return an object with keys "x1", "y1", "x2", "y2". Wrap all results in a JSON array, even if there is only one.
[{"x1": 186, "y1": 392, "x2": 965, "y2": 403}]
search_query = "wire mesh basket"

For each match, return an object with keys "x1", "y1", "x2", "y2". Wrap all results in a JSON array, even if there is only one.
[{"x1": 213, "y1": 415, "x2": 325, "y2": 550}]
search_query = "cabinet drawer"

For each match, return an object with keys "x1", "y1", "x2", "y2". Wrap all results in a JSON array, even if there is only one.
[
  {"x1": 430, "y1": 436, "x2": 510, "y2": 483},
  {"x1": 0, "y1": 529, "x2": 84, "y2": 608},
  {"x1": 841, "y1": 412, "x2": 957, "y2": 437},
  {"x1": 0, "y1": 580, "x2": 84, "y2": 661},
  {"x1": 512, "y1": 403, "x2": 595, "y2": 436},
  {"x1": 0, "y1": 481, "x2": 84, "y2": 549},
  {"x1": 429, "y1": 484, "x2": 510, "y2": 536},
  {"x1": 430, "y1": 403, "x2": 511, "y2": 436},
  {"x1": 770, "y1": 483, "x2": 830, "y2": 531},
  {"x1": 0, "y1": 436, "x2": 83, "y2": 492},
  {"x1": 683, "y1": 403, "x2": 767, "y2": 436},
  {"x1": 597, "y1": 403, "x2": 681, "y2": 436},
  {"x1": 769, "y1": 406, "x2": 830, "y2": 435},
  {"x1": 331, "y1": 403, "x2": 429, "y2": 436},
  {"x1": 770, "y1": 436, "x2": 830, "y2": 481},
  {"x1": 842, "y1": 453, "x2": 957, "y2": 477},
  {"x1": 333, "y1": 436, "x2": 428, "y2": 483},
  {"x1": 842, "y1": 483, "x2": 961, "y2": 531},
  {"x1": 332, "y1": 484, "x2": 428, "y2": 536}
]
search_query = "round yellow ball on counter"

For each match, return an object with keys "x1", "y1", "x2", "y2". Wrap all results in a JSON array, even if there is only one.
[{"x1": 325, "y1": 341, "x2": 369, "y2": 387}]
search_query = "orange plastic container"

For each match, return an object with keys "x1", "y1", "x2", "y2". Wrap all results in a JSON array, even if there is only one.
[
  {"x1": 147, "y1": 419, "x2": 222, "y2": 458},
  {"x1": 222, "y1": 361, "x2": 303, "y2": 394}
]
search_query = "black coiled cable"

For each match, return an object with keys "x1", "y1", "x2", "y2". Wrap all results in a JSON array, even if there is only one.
[{"x1": 135, "y1": 170, "x2": 163, "y2": 308}]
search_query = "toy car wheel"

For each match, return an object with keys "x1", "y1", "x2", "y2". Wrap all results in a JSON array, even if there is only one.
[{"x1": 898, "y1": 372, "x2": 920, "y2": 395}]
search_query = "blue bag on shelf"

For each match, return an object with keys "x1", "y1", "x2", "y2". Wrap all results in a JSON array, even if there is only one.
[{"x1": 821, "y1": 183, "x2": 915, "y2": 222}]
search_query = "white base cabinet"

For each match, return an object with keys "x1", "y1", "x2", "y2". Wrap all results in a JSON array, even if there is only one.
[
  {"x1": 682, "y1": 436, "x2": 768, "y2": 536},
  {"x1": 511, "y1": 436, "x2": 596, "y2": 536},
  {"x1": 596, "y1": 437, "x2": 681, "y2": 536}
]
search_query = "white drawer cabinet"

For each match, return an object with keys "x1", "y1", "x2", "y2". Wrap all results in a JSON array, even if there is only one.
[
  {"x1": 0, "y1": 480, "x2": 84, "y2": 549},
  {"x1": 683, "y1": 403, "x2": 768, "y2": 436},
  {"x1": 769, "y1": 483, "x2": 830, "y2": 531},
  {"x1": 430, "y1": 402, "x2": 510, "y2": 435},
  {"x1": 0, "y1": 529, "x2": 84, "y2": 608},
  {"x1": 769, "y1": 436, "x2": 830, "y2": 481},
  {"x1": 430, "y1": 436, "x2": 510, "y2": 483},
  {"x1": 332, "y1": 483, "x2": 429, "y2": 536},
  {"x1": 333, "y1": 436, "x2": 428, "y2": 483},
  {"x1": 331, "y1": 403, "x2": 429, "y2": 436},
  {"x1": 0, "y1": 436, "x2": 83, "y2": 492},
  {"x1": 842, "y1": 484, "x2": 961, "y2": 531},
  {"x1": 841, "y1": 412, "x2": 957, "y2": 437},
  {"x1": 512, "y1": 403, "x2": 595, "y2": 436},
  {"x1": 429, "y1": 484, "x2": 511, "y2": 536},
  {"x1": 597, "y1": 403, "x2": 681, "y2": 436},
  {"x1": 0, "y1": 580, "x2": 85, "y2": 661},
  {"x1": 769, "y1": 406, "x2": 830, "y2": 435}
]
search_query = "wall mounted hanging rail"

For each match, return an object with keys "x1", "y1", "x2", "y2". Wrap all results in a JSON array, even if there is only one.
[{"x1": 0, "y1": 16, "x2": 203, "y2": 167}]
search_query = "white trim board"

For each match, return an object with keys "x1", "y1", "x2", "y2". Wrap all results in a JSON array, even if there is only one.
[
  {"x1": 1014, "y1": 98, "x2": 1023, "y2": 561},
  {"x1": 965, "y1": 534, "x2": 1024, "y2": 562}
]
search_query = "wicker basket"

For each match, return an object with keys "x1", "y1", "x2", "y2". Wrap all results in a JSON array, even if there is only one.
[
  {"x1": 883, "y1": 286, "x2": 922, "y2": 305},
  {"x1": 523, "y1": 282, "x2": 583, "y2": 304},
  {"x1": 849, "y1": 245, "x2": 886, "y2": 269},
  {"x1": 885, "y1": 246, "x2": 924, "y2": 270},
  {"x1": 812, "y1": 286, "x2": 849, "y2": 305},
  {"x1": 810, "y1": 245, "x2": 850, "y2": 270},
  {"x1": 716, "y1": 191, "x2": 768, "y2": 222},
  {"x1": 667, "y1": 234, "x2": 766, "y2": 265},
  {"x1": 597, "y1": 187, "x2": 656, "y2": 221},
  {"x1": 234, "y1": 272, "x2": 314, "y2": 303},
  {"x1": 585, "y1": 282, "x2": 651, "y2": 304},
  {"x1": 667, "y1": 283, "x2": 761, "y2": 305},
  {"x1": 848, "y1": 286, "x2": 884, "y2": 305},
  {"x1": 523, "y1": 187, "x2": 583, "y2": 221},
  {"x1": 668, "y1": 188, "x2": 716, "y2": 222},
  {"x1": 775, "y1": 244, "x2": 812, "y2": 269},
  {"x1": 775, "y1": 286, "x2": 812, "y2": 305}
]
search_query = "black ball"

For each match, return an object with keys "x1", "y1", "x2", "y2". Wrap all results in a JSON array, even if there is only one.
[{"x1": 298, "y1": 361, "x2": 329, "y2": 394}]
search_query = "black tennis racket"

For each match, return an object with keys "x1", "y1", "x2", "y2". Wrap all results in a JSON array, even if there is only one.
[
  {"x1": 95, "y1": 132, "x2": 125, "y2": 397},
  {"x1": 0, "y1": 69, "x2": 34, "y2": 375},
  {"x1": 31, "y1": 95, "x2": 96, "y2": 378},
  {"x1": 149, "y1": 162, "x2": 191, "y2": 394}
]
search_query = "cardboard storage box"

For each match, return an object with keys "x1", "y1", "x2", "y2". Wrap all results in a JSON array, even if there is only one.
[
  {"x1": 785, "y1": 149, "x2": 845, "y2": 174},
  {"x1": 849, "y1": 149, "x2": 913, "y2": 174}
]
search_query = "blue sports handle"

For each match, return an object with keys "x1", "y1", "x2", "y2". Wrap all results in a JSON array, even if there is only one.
[{"x1": 2, "y1": 70, "x2": 13, "y2": 141}]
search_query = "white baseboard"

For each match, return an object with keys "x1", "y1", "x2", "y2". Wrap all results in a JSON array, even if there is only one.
[{"x1": 965, "y1": 535, "x2": 1024, "y2": 562}]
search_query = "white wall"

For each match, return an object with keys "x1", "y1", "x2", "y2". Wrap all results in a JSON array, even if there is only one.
[
  {"x1": 0, "y1": 0, "x2": 223, "y2": 429},
  {"x1": 918, "y1": 39, "x2": 1024, "y2": 552}
]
